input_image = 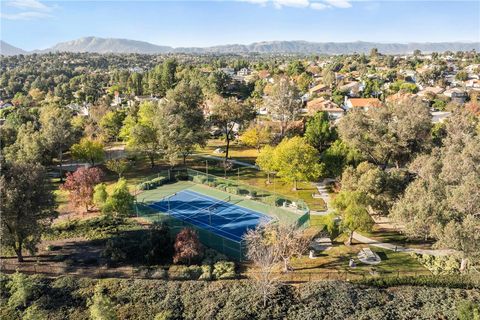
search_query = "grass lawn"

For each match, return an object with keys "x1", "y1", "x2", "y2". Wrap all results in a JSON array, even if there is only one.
[
  {"x1": 197, "y1": 139, "x2": 259, "y2": 164},
  {"x1": 362, "y1": 225, "x2": 436, "y2": 250},
  {"x1": 289, "y1": 242, "x2": 428, "y2": 278}
]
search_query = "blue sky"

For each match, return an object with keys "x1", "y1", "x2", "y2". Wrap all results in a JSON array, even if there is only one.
[{"x1": 1, "y1": 0, "x2": 479, "y2": 51}]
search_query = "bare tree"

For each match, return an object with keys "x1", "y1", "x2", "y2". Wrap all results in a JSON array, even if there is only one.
[
  {"x1": 264, "y1": 78, "x2": 302, "y2": 137},
  {"x1": 244, "y1": 221, "x2": 310, "y2": 306},
  {"x1": 244, "y1": 222, "x2": 280, "y2": 308},
  {"x1": 273, "y1": 223, "x2": 311, "y2": 272}
]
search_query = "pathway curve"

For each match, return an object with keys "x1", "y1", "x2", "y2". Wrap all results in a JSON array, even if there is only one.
[
  {"x1": 352, "y1": 232, "x2": 455, "y2": 257},
  {"x1": 192, "y1": 154, "x2": 259, "y2": 169},
  {"x1": 311, "y1": 179, "x2": 336, "y2": 215}
]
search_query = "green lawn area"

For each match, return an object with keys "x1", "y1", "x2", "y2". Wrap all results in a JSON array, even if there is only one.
[
  {"x1": 290, "y1": 242, "x2": 428, "y2": 278},
  {"x1": 362, "y1": 225, "x2": 436, "y2": 250},
  {"x1": 197, "y1": 139, "x2": 259, "y2": 164}
]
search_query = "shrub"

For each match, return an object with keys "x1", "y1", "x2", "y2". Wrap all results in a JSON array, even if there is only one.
[
  {"x1": 168, "y1": 265, "x2": 202, "y2": 280},
  {"x1": 226, "y1": 186, "x2": 240, "y2": 195},
  {"x1": 155, "y1": 310, "x2": 174, "y2": 320},
  {"x1": 193, "y1": 175, "x2": 207, "y2": 184},
  {"x1": 6, "y1": 272, "x2": 43, "y2": 309},
  {"x1": 202, "y1": 248, "x2": 228, "y2": 265},
  {"x1": 150, "y1": 177, "x2": 167, "y2": 187},
  {"x1": 175, "y1": 172, "x2": 188, "y2": 181},
  {"x1": 266, "y1": 195, "x2": 287, "y2": 207},
  {"x1": 212, "y1": 261, "x2": 236, "y2": 279},
  {"x1": 411, "y1": 253, "x2": 461, "y2": 275},
  {"x1": 199, "y1": 265, "x2": 213, "y2": 280}
]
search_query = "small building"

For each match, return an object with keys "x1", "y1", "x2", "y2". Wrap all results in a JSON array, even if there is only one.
[
  {"x1": 339, "y1": 81, "x2": 363, "y2": 97},
  {"x1": 344, "y1": 97, "x2": 382, "y2": 111},
  {"x1": 309, "y1": 83, "x2": 329, "y2": 96},
  {"x1": 307, "y1": 97, "x2": 344, "y2": 119},
  {"x1": 236, "y1": 68, "x2": 251, "y2": 77}
]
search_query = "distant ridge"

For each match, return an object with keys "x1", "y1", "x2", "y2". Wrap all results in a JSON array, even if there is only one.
[
  {"x1": 0, "y1": 40, "x2": 27, "y2": 56},
  {"x1": 3, "y1": 37, "x2": 480, "y2": 55}
]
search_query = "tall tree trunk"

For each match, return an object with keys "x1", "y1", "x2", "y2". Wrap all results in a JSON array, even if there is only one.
[
  {"x1": 283, "y1": 258, "x2": 290, "y2": 273},
  {"x1": 225, "y1": 135, "x2": 230, "y2": 162},
  {"x1": 292, "y1": 180, "x2": 298, "y2": 191},
  {"x1": 267, "y1": 172, "x2": 271, "y2": 184},
  {"x1": 183, "y1": 154, "x2": 187, "y2": 166},
  {"x1": 15, "y1": 240, "x2": 23, "y2": 262},
  {"x1": 58, "y1": 149, "x2": 64, "y2": 182},
  {"x1": 149, "y1": 155, "x2": 155, "y2": 168}
]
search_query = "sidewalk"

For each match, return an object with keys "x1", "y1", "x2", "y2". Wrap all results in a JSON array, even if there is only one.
[
  {"x1": 192, "y1": 154, "x2": 259, "y2": 169},
  {"x1": 352, "y1": 232, "x2": 455, "y2": 257}
]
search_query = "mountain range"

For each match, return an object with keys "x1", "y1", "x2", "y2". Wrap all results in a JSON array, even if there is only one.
[{"x1": 2, "y1": 37, "x2": 479, "y2": 56}]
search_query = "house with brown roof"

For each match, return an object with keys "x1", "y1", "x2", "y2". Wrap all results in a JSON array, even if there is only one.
[
  {"x1": 344, "y1": 97, "x2": 382, "y2": 111},
  {"x1": 309, "y1": 83, "x2": 330, "y2": 95},
  {"x1": 307, "y1": 97, "x2": 344, "y2": 119}
]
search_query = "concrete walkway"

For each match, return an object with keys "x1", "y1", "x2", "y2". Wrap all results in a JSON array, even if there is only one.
[
  {"x1": 352, "y1": 232, "x2": 455, "y2": 257},
  {"x1": 310, "y1": 179, "x2": 336, "y2": 215},
  {"x1": 192, "y1": 154, "x2": 259, "y2": 169}
]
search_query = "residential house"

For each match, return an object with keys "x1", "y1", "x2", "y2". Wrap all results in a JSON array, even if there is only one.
[
  {"x1": 308, "y1": 83, "x2": 329, "y2": 96},
  {"x1": 443, "y1": 88, "x2": 468, "y2": 104},
  {"x1": 237, "y1": 68, "x2": 251, "y2": 76},
  {"x1": 417, "y1": 86, "x2": 445, "y2": 98},
  {"x1": 339, "y1": 81, "x2": 363, "y2": 97},
  {"x1": 307, "y1": 97, "x2": 344, "y2": 119},
  {"x1": 219, "y1": 67, "x2": 235, "y2": 77},
  {"x1": 344, "y1": 97, "x2": 382, "y2": 111}
]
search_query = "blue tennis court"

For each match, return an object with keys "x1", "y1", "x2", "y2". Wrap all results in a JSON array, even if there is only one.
[{"x1": 146, "y1": 189, "x2": 272, "y2": 242}]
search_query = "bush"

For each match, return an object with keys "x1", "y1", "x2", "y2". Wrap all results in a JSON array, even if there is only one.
[
  {"x1": 266, "y1": 195, "x2": 287, "y2": 207},
  {"x1": 411, "y1": 253, "x2": 461, "y2": 275},
  {"x1": 175, "y1": 172, "x2": 188, "y2": 181},
  {"x1": 150, "y1": 177, "x2": 167, "y2": 187},
  {"x1": 168, "y1": 265, "x2": 202, "y2": 280},
  {"x1": 354, "y1": 274, "x2": 480, "y2": 289},
  {"x1": 212, "y1": 261, "x2": 236, "y2": 279},
  {"x1": 202, "y1": 248, "x2": 228, "y2": 265},
  {"x1": 199, "y1": 265, "x2": 213, "y2": 280},
  {"x1": 193, "y1": 175, "x2": 207, "y2": 184},
  {"x1": 226, "y1": 186, "x2": 240, "y2": 195}
]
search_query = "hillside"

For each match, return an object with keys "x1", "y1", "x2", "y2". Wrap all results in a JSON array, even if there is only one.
[
  {"x1": 0, "y1": 41, "x2": 27, "y2": 56},
  {"x1": 3, "y1": 37, "x2": 479, "y2": 55}
]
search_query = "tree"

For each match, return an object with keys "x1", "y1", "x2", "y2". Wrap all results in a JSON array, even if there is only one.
[
  {"x1": 239, "y1": 124, "x2": 271, "y2": 151},
  {"x1": 99, "y1": 110, "x2": 126, "y2": 142},
  {"x1": 123, "y1": 102, "x2": 161, "y2": 167},
  {"x1": 71, "y1": 138, "x2": 105, "y2": 167},
  {"x1": 4, "y1": 122, "x2": 46, "y2": 165},
  {"x1": 102, "y1": 178, "x2": 135, "y2": 220},
  {"x1": 304, "y1": 111, "x2": 337, "y2": 153},
  {"x1": 93, "y1": 183, "x2": 108, "y2": 209},
  {"x1": 322, "y1": 140, "x2": 362, "y2": 178},
  {"x1": 264, "y1": 78, "x2": 302, "y2": 137},
  {"x1": 61, "y1": 167, "x2": 104, "y2": 212},
  {"x1": 161, "y1": 58, "x2": 178, "y2": 95},
  {"x1": 340, "y1": 162, "x2": 408, "y2": 215},
  {"x1": 39, "y1": 104, "x2": 76, "y2": 180},
  {"x1": 173, "y1": 228, "x2": 203, "y2": 264},
  {"x1": 391, "y1": 112, "x2": 480, "y2": 270},
  {"x1": 157, "y1": 81, "x2": 208, "y2": 165},
  {"x1": 338, "y1": 96, "x2": 432, "y2": 169},
  {"x1": 256, "y1": 145, "x2": 276, "y2": 184},
  {"x1": 210, "y1": 96, "x2": 255, "y2": 162},
  {"x1": 271, "y1": 223, "x2": 310, "y2": 272},
  {"x1": 332, "y1": 191, "x2": 374, "y2": 245},
  {"x1": 244, "y1": 223, "x2": 281, "y2": 308},
  {"x1": 105, "y1": 159, "x2": 131, "y2": 178},
  {"x1": 455, "y1": 70, "x2": 468, "y2": 82},
  {"x1": 1, "y1": 163, "x2": 56, "y2": 262},
  {"x1": 89, "y1": 284, "x2": 117, "y2": 320},
  {"x1": 273, "y1": 137, "x2": 324, "y2": 190},
  {"x1": 6, "y1": 272, "x2": 41, "y2": 308}
]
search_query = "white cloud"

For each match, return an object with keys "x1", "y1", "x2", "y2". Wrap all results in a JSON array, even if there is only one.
[
  {"x1": 273, "y1": 0, "x2": 310, "y2": 9},
  {"x1": 240, "y1": 0, "x2": 352, "y2": 10},
  {"x1": 7, "y1": 0, "x2": 52, "y2": 11},
  {"x1": 1, "y1": 0, "x2": 55, "y2": 20},
  {"x1": 310, "y1": 2, "x2": 330, "y2": 10},
  {"x1": 0, "y1": 11, "x2": 51, "y2": 20},
  {"x1": 323, "y1": 0, "x2": 352, "y2": 8}
]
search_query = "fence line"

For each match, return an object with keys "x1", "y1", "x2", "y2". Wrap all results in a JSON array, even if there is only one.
[{"x1": 0, "y1": 262, "x2": 436, "y2": 283}]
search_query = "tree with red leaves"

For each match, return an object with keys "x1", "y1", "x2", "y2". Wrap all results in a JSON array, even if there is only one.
[
  {"x1": 173, "y1": 228, "x2": 203, "y2": 265},
  {"x1": 61, "y1": 167, "x2": 104, "y2": 212}
]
